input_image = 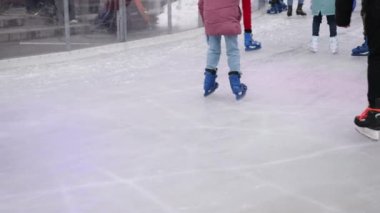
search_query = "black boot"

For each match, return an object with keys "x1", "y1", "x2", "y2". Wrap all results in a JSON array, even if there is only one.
[
  {"x1": 287, "y1": 5, "x2": 292, "y2": 16},
  {"x1": 296, "y1": 4, "x2": 307, "y2": 16}
]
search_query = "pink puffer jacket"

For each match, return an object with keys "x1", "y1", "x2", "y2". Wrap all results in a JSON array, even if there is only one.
[{"x1": 198, "y1": 0, "x2": 242, "y2": 36}]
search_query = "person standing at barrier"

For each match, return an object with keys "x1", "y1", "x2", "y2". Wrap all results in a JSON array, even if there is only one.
[
  {"x1": 54, "y1": 0, "x2": 77, "y2": 24},
  {"x1": 336, "y1": 0, "x2": 380, "y2": 140},
  {"x1": 198, "y1": 0, "x2": 247, "y2": 100},
  {"x1": 242, "y1": 0, "x2": 261, "y2": 51},
  {"x1": 25, "y1": 0, "x2": 38, "y2": 14}
]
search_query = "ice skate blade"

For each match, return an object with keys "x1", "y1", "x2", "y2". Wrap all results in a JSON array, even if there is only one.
[
  {"x1": 355, "y1": 126, "x2": 380, "y2": 141},
  {"x1": 351, "y1": 52, "x2": 369, "y2": 56},
  {"x1": 234, "y1": 85, "x2": 247, "y2": 101},
  {"x1": 245, "y1": 45, "x2": 262, "y2": 51}
]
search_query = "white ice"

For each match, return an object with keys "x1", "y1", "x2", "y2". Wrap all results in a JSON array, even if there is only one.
[{"x1": 1, "y1": 2, "x2": 380, "y2": 213}]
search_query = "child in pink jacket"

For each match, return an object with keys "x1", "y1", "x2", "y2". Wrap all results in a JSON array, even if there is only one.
[{"x1": 199, "y1": 0, "x2": 247, "y2": 100}]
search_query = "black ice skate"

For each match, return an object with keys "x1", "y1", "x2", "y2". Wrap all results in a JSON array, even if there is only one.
[{"x1": 354, "y1": 108, "x2": 380, "y2": 141}]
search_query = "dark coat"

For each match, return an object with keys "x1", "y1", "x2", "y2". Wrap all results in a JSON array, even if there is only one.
[{"x1": 335, "y1": 0, "x2": 356, "y2": 26}]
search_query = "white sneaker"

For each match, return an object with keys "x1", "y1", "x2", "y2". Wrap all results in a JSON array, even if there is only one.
[
  {"x1": 310, "y1": 36, "x2": 318, "y2": 53},
  {"x1": 329, "y1": 36, "x2": 338, "y2": 54}
]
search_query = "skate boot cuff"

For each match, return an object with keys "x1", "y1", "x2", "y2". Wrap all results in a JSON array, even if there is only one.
[
  {"x1": 228, "y1": 71, "x2": 241, "y2": 76},
  {"x1": 205, "y1": 68, "x2": 217, "y2": 75}
]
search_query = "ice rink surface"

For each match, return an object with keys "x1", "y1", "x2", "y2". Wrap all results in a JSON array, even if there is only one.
[{"x1": 1, "y1": 3, "x2": 380, "y2": 213}]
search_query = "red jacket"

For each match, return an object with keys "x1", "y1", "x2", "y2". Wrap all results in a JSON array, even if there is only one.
[{"x1": 198, "y1": 0, "x2": 242, "y2": 36}]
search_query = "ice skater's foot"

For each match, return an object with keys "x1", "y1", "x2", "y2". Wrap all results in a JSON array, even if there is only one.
[
  {"x1": 310, "y1": 36, "x2": 318, "y2": 53},
  {"x1": 296, "y1": 4, "x2": 307, "y2": 16},
  {"x1": 229, "y1": 71, "x2": 247, "y2": 100},
  {"x1": 203, "y1": 68, "x2": 218, "y2": 97},
  {"x1": 329, "y1": 36, "x2": 338, "y2": 54},
  {"x1": 267, "y1": 3, "x2": 283, "y2": 14},
  {"x1": 352, "y1": 39, "x2": 369, "y2": 56},
  {"x1": 354, "y1": 107, "x2": 380, "y2": 141},
  {"x1": 244, "y1": 33, "x2": 261, "y2": 51}
]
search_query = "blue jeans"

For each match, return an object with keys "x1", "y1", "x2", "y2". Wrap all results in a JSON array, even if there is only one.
[
  {"x1": 287, "y1": 0, "x2": 304, "y2": 5},
  {"x1": 206, "y1": 35, "x2": 240, "y2": 72}
]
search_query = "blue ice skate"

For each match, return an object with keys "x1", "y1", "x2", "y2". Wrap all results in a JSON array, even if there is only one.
[
  {"x1": 229, "y1": 71, "x2": 247, "y2": 100},
  {"x1": 280, "y1": 1, "x2": 288, "y2": 11},
  {"x1": 267, "y1": 2, "x2": 286, "y2": 14},
  {"x1": 244, "y1": 33, "x2": 262, "y2": 51},
  {"x1": 203, "y1": 69, "x2": 218, "y2": 97},
  {"x1": 352, "y1": 37, "x2": 369, "y2": 56},
  {"x1": 267, "y1": 4, "x2": 280, "y2": 14}
]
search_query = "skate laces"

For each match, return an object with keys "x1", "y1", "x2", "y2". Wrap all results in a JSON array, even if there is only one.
[{"x1": 357, "y1": 108, "x2": 380, "y2": 120}]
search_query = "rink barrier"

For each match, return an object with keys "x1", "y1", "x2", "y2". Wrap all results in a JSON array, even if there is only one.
[
  {"x1": 0, "y1": 0, "x2": 267, "y2": 61},
  {"x1": 0, "y1": 27, "x2": 205, "y2": 70}
]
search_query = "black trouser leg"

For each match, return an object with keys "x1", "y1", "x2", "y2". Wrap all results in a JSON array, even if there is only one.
[
  {"x1": 69, "y1": 0, "x2": 75, "y2": 20},
  {"x1": 366, "y1": 0, "x2": 380, "y2": 107},
  {"x1": 362, "y1": 15, "x2": 367, "y2": 37},
  {"x1": 368, "y1": 57, "x2": 380, "y2": 108},
  {"x1": 54, "y1": 0, "x2": 75, "y2": 23},
  {"x1": 270, "y1": 0, "x2": 279, "y2": 5},
  {"x1": 326, "y1": 15, "x2": 337, "y2": 37},
  {"x1": 25, "y1": 0, "x2": 37, "y2": 12},
  {"x1": 312, "y1": 12, "x2": 322, "y2": 36}
]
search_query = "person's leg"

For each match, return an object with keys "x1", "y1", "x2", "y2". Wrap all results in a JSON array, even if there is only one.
[
  {"x1": 367, "y1": 57, "x2": 380, "y2": 108},
  {"x1": 327, "y1": 15, "x2": 338, "y2": 53},
  {"x1": 310, "y1": 13, "x2": 322, "y2": 52},
  {"x1": 362, "y1": 11, "x2": 367, "y2": 39},
  {"x1": 287, "y1": 0, "x2": 293, "y2": 16},
  {"x1": 206, "y1": 35, "x2": 222, "y2": 70},
  {"x1": 272, "y1": 0, "x2": 279, "y2": 5},
  {"x1": 25, "y1": 0, "x2": 32, "y2": 12},
  {"x1": 54, "y1": 0, "x2": 64, "y2": 24},
  {"x1": 296, "y1": 0, "x2": 306, "y2": 15},
  {"x1": 224, "y1": 35, "x2": 240, "y2": 72},
  {"x1": 352, "y1": 14, "x2": 369, "y2": 56},
  {"x1": 225, "y1": 35, "x2": 247, "y2": 100},
  {"x1": 203, "y1": 35, "x2": 222, "y2": 96},
  {"x1": 69, "y1": 0, "x2": 76, "y2": 20},
  {"x1": 366, "y1": 6, "x2": 380, "y2": 108},
  {"x1": 267, "y1": 0, "x2": 280, "y2": 14},
  {"x1": 354, "y1": 0, "x2": 380, "y2": 140},
  {"x1": 327, "y1": 15, "x2": 337, "y2": 37},
  {"x1": 312, "y1": 13, "x2": 322, "y2": 36},
  {"x1": 25, "y1": 0, "x2": 37, "y2": 13}
]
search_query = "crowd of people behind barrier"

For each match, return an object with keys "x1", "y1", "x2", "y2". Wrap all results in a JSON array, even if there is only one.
[{"x1": 1, "y1": 0, "x2": 153, "y2": 28}]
